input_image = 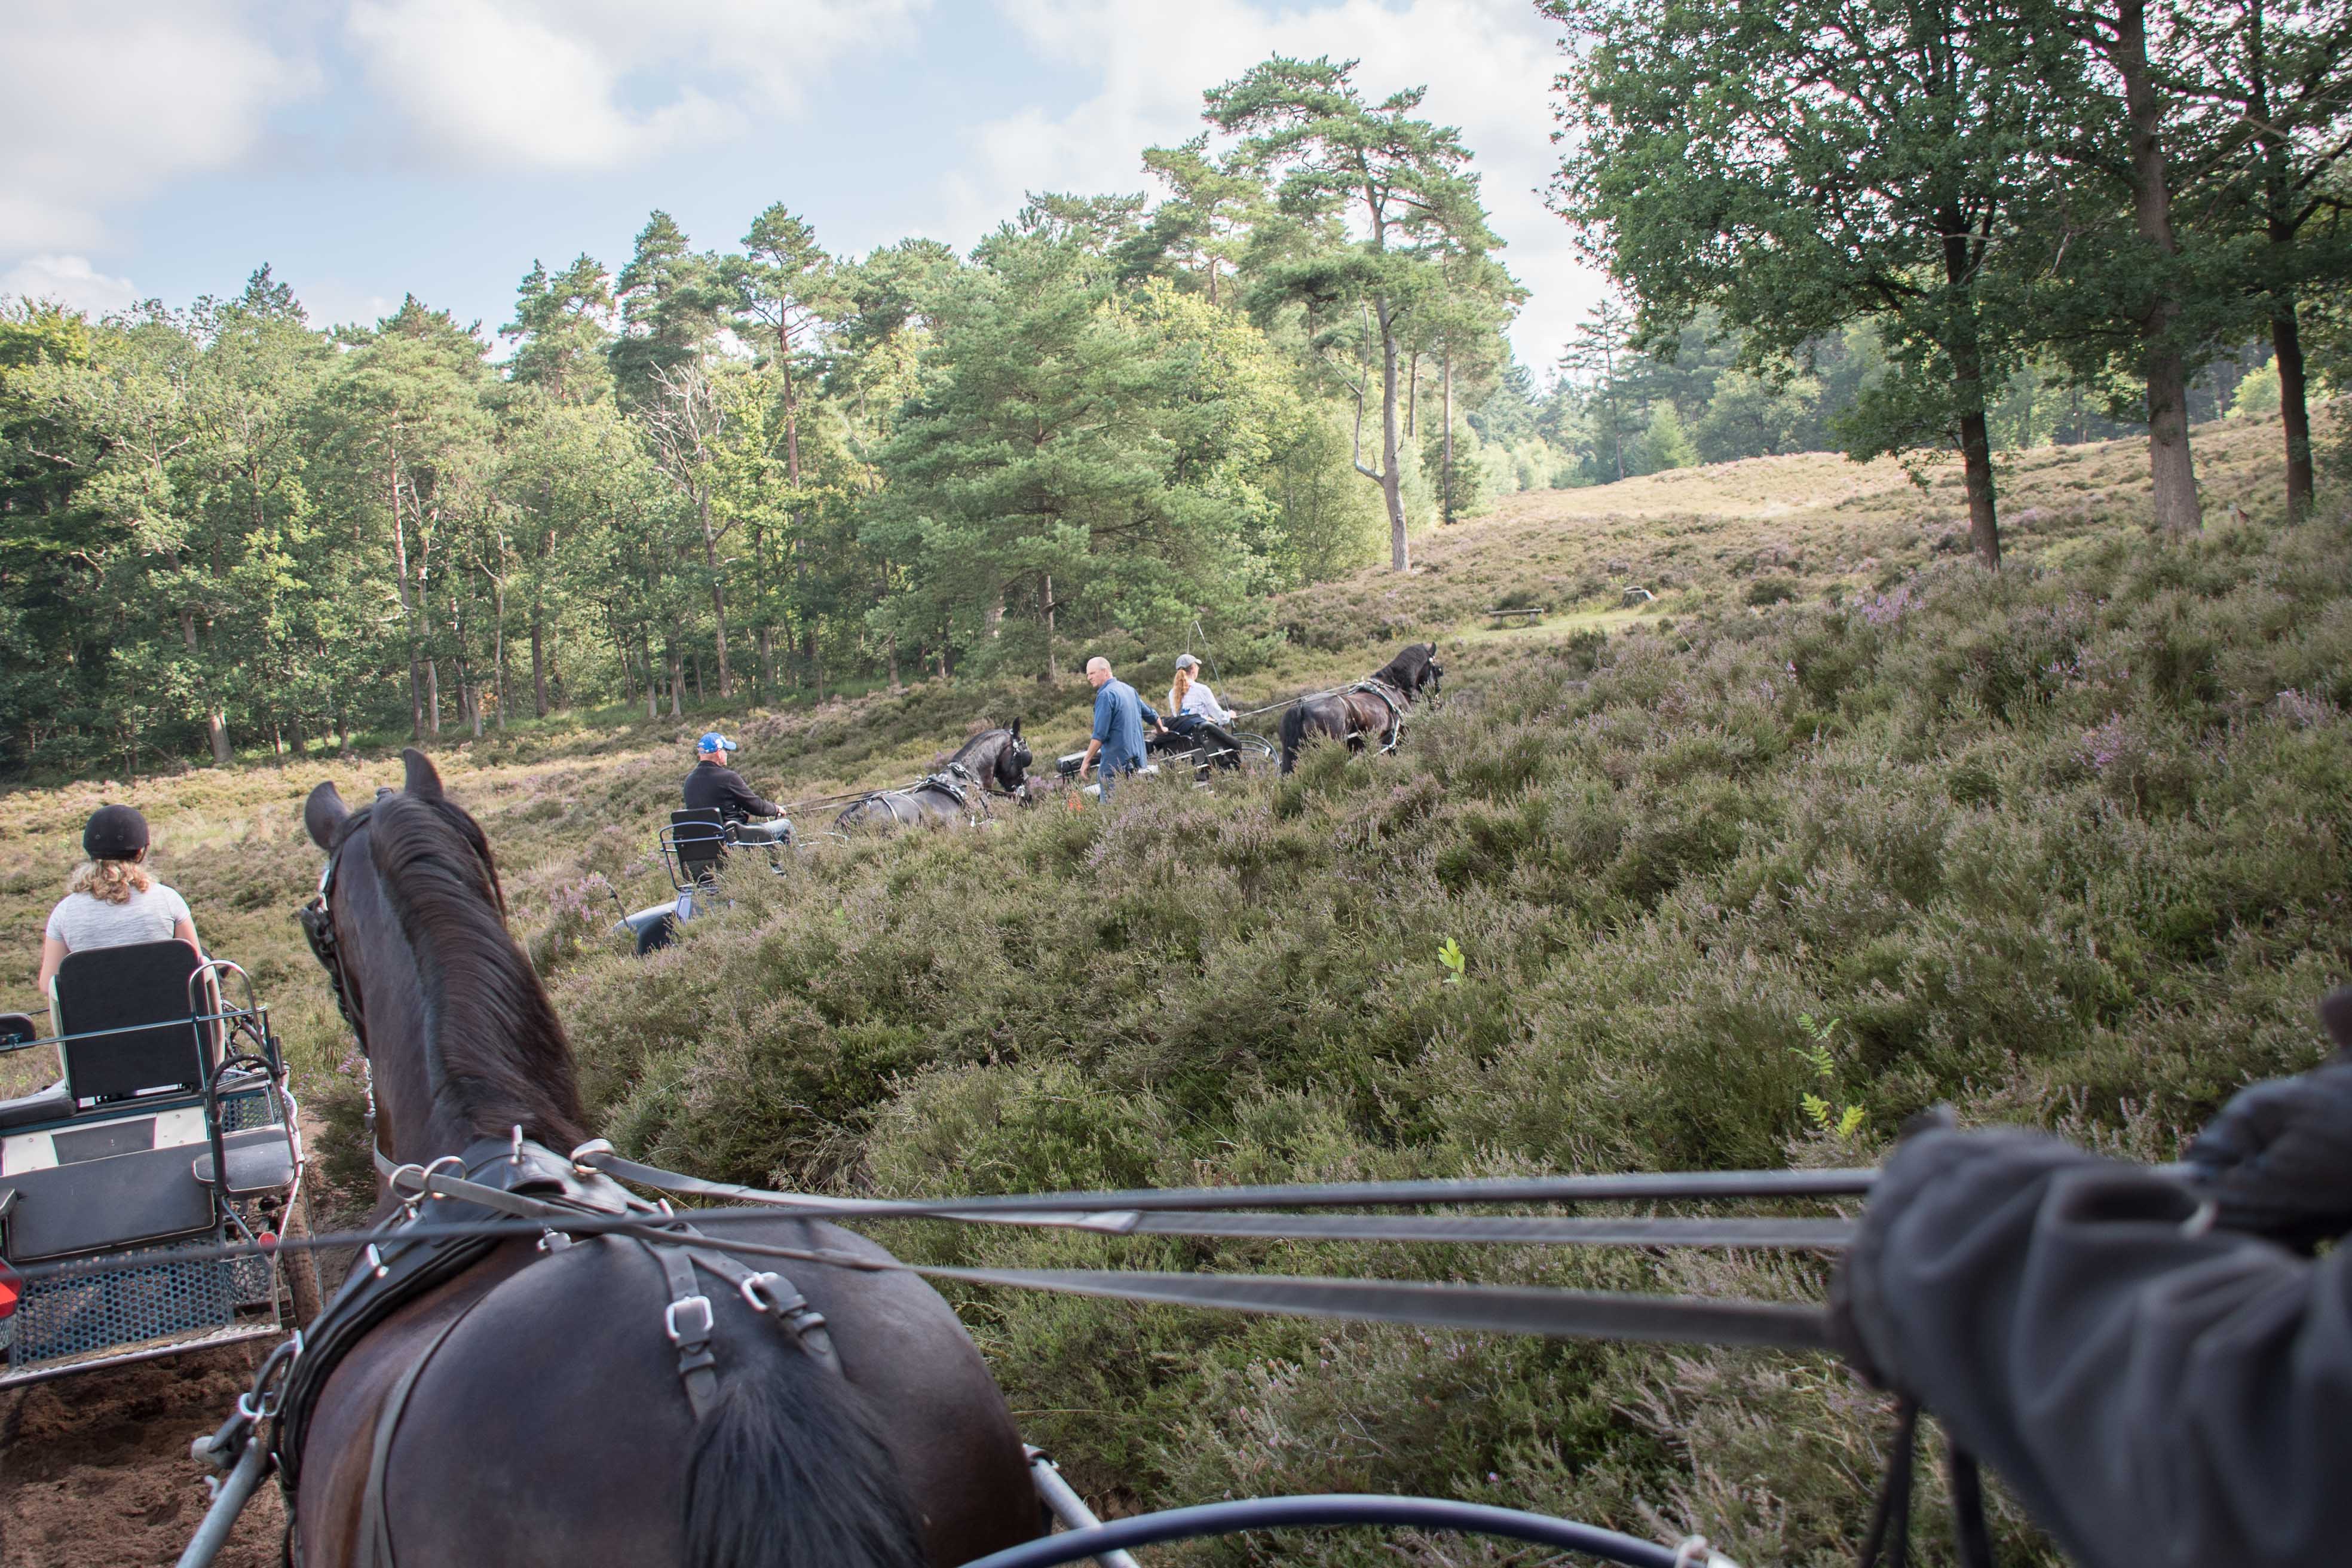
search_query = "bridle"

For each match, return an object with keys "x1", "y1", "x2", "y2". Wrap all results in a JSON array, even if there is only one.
[{"x1": 299, "y1": 817, "x2": 369, "y2": 1054}]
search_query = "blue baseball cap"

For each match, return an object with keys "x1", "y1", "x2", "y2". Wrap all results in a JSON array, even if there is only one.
[{"x1": 696, "y1": 733, "x2": 738, "y2": 755}]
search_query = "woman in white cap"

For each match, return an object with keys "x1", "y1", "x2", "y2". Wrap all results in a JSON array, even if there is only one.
[
  {"x1": 35, "y1": 805, "x2": 201, "y2": 994},
  {"x1": 1166, "y1": 655, "x2": 1245, "y2": 769},
  {"x1": 1167, "y1": 655, "x2": 1233, "y2": 731}
]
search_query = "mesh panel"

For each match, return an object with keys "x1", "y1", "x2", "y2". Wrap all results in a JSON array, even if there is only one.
[
  {"x1": 216, "y1": 1086, "x2": 284, "y2": 1132},
  {"x1": 6, "y1": 1241, "x2": 277, "y2": 1374}
]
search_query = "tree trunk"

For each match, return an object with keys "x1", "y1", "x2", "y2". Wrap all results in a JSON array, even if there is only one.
[
  {"x1": 694, "y1": 651, "x2": 705, "y2": 704},
  {"x1": 207, "y1": 710, "x2": 231, "y2": 767},
  {"x1": 758, "y1": 626, "x2": 776, "y2": 706},
  {"x1": 388, "y1": 461, "x2": 424, "y2": 739},
  {"x1": 2274, "y1": 303, "x2": 2314, "y2": 518},
  {"x1": 699, "y1": 496, "x2": 732, "y2": 698},
  {"x1": 492, "y1": 575, "x2": 508, "y2": 731},
  {"x1": 1042, "y1": 574, "x2": 1058, "y2": 682},
  {"x1": 1406, "y1": 350, "x2": 1419, "y2": 439},
  {"x1": 1441, "y1": 348, "x2": 1455, "y2": 525},
  {"x1": 530, "y1": 604, "x2": 549, "y2": 718},
  {"x1": 887, "y1": 633, "x2": 903, "y2": 694},
  {"x1": 427, "y1": 659, "x2": 442, "y2": 735},
  {"x1": 1375, "y1": 296, "x2": 1409, "y2": 572},
  {"x1": 2244, "y1": 4, "x2": 2316, "y2": 519},
  {"x1": 666, "y1": 643, "x2": 683, "y2": 719},
  {"x1": 2116, "y1": 0, "x2": 2201, "y2": 532},
  {"x1": 1939, "y1": 209, "x2": 2003, "y2": 570}
]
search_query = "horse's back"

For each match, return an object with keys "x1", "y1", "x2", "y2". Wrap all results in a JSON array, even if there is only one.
[{"x1": 310, "y1": 1220, "x2": 1036, "y2": 1567}]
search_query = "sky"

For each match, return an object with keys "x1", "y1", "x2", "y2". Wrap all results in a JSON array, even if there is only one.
[{"x1": 1, "y1": 0, "x2": 1609, "y2": 373}]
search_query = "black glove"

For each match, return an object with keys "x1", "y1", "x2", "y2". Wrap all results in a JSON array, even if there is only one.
[
  {"x1": 2183, "y1": 987, "x2": 2352, "y2": 1249},
  {"x1": 1826, "y1": 1105, "x2": 1959, "y2": 1391}
]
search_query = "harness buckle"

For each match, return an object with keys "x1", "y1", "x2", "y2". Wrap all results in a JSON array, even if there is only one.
[
  {"x1": 739, "y1": 1272, "x2": 794, "y2": 1314},
  {"x1": 664, "y1": 1294, "x2": 714, "y2": 1346}
]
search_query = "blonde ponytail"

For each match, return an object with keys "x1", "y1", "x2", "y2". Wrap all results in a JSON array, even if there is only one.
[{"x1": 68, "y1": 858, "x2": 152, "y2": 906}]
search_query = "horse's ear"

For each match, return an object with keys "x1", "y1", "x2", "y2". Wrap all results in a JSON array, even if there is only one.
[
  {"x1": 304, "y1": 782, "x2": 350, "y2": 851},
  {"x1": 402, "y1": 748, "x2": 444, "y2": 800},
  {"x1": 1010, "y1": 717, "x2": 1022, "y2": 739}
]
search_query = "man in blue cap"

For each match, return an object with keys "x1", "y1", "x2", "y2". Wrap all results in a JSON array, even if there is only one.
[{"x1": 682, "y1": 733, "x2": 789, "y2": 843}]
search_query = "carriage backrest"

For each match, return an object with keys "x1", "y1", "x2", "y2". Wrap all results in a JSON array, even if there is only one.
[
  {"x1": 51, "y1": 939, "x2": 215, "y2": 1107},
  {"x1": 668, "y1": 808, "x2": 728, "y2": 886}
]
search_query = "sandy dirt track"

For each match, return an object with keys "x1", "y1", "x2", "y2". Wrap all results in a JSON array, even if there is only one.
[{"x1": 0, "y1": 1345, "x2": 284, "y2": 1568}]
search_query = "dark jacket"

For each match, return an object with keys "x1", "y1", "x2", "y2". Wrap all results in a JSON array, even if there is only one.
[
  {"x1": 682, "y1": 761, "x2": 779, "y2": 823},
  {"x1": 1843, "y1": 1128, "x2": 2351, "y2": 1568}
]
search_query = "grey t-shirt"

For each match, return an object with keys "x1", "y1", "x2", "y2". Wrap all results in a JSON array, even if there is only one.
[{"x1": 45, "y1": 882, "x2": 192, "y2": 953}]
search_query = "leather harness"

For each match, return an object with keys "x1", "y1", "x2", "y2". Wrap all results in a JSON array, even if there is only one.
[
  {"x1": 1350, "y1": 679, "x2": 1409, "y2": 753},
  {"x1": 274, "y1": 1133, "x2": 843, "y2": 1566}
]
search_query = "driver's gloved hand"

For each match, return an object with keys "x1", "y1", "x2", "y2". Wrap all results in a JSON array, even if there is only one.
[
  {"x1": 2186, "y1": 987, "x2": 2352, "y2": 1251},
  {"x1": 1825, "y1": 1105, "x2": 1958, "y2": 1392}
]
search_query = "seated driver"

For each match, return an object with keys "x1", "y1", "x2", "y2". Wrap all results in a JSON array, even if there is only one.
[
  {"x1": 682, "y1": 733, "x2": 789, "y2": 844},
  {"x1": 1165, "y1": 654, "x2": 1244, "y2": 768},
  {"x1": 36, "y1": 805, "x2": 203, "y2": 999}
]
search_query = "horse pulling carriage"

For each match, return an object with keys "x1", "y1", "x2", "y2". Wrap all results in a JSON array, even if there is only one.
[{"x1": 0, "y1": 942, "x2": 316, "y2": 1388}]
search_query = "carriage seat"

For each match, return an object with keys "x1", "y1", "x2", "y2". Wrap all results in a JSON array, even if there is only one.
[
  {"x1": 0, "y1": 1082, "x2": 72, "y2": 1132},
  {"x1": 667, "y1": 808, "x2": 729, "y2": 887},
  {"x1": 191, "y1": 1132, "x2": 297, "y2": 1197},
  {"x1": 51, "y1": 939, "x2": 216, "y2": 1108}
]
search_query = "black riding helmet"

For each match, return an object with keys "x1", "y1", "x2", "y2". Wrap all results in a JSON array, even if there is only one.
[{"x1": 82, "y1": 804, "x2": 149, "y2": 861}]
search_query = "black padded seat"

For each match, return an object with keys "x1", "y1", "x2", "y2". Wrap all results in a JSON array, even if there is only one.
[
  {"x1": 191, "y1": 1131, "x2": 296, "y2": 1196},
  {"x1": 52, "y1": 940, "x2": 213, "y2": 1107},
  {"x1": 0, "y1": 1082, "x2": 72, "y2": 1132},
  {"x1": 669, "y1": 808, "x2": 727, "y2": 886}
]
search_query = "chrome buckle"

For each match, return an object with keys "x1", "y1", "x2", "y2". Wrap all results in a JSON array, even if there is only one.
[{"x1": 664, "y1": 1294, "x2": 714, "y2": 1346}]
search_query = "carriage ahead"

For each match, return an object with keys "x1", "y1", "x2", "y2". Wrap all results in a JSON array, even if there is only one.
[{"x1": 0, "y1": 941, "x2": 317, "y2": 1386}]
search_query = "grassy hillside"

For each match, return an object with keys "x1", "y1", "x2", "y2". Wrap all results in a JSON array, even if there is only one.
[{"x1": 2, "y1": 409, "x2": 2344, "y2": 1563}]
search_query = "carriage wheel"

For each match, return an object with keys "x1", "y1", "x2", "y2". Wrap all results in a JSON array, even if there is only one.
[
  {"x1": 1230, "y1": 733, "x2": 1278, "y2": 773},
  {"x1": 278, "y1": 1190, "x2": 326, "y2": 1329}
]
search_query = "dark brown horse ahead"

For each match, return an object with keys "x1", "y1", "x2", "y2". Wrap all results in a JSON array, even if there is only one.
[
  {"x1": 1278, "y1": 642, "x2": 1445, "y2": 774},
  {"x1": 295, "y1": 751, "x2": 1037, "y2": 1568}
]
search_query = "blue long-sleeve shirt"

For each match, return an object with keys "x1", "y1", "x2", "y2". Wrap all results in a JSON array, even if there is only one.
[{"x1": 1091, "y1": 679, "x2": 1147, "y2": 773}]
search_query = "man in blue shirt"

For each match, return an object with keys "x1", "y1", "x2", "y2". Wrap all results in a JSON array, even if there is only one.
[{"x1": 1077, "y1": 656, "x2": 1150, "y2": 800}]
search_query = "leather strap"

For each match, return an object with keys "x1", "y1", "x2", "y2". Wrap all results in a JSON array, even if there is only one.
[
  {"x1": 1856, "y1": 1396, "x2": 1920, "y2": 1568},
  {"x1": 651, "y1": 1241, "x2": 719, "y2": 1420},
  {"x1": 355, "y1": 1300, "x2": 477, "y2": 1568}
]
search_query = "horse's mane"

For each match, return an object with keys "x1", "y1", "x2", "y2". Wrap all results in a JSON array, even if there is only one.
[
  {"x1": 947, "y1": 727, "x2": 1007, "y2": 765},
  {"x1": 359, "y1": 789, "x2": 588, "y2": 1150}
]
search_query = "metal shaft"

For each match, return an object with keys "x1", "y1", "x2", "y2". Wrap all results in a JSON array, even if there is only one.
[
  {"x1": 1028, "y1": 1447, "x2": 1143, "y2": 1568},
  {"x1": 174, "y1": 1435, "x2": 270, "y2": 1568}
]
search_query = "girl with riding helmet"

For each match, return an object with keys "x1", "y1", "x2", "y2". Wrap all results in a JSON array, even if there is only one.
[{"x1": 35, "y1": 805, "x2": 202, "y2": 996}]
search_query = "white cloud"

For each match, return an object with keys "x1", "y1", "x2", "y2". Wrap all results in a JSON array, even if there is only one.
[
  {"x1": 342, "y1": 0, "x2": 928, "y2": 171},
  {"x1": 0, "y1": 1, "x2": 317, "y2": 257},
  {"x1": 948, "y1": 0, "x2": 1608, "y2": 372},
  {"x1": 0, "y1": 255, "x2": 143, "y2": 315}
]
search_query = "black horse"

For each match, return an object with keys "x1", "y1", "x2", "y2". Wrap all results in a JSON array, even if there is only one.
[
  {"x1": 948, "y1": 721, "x2": 1033, "y2": 800},
  {"x1": 834, "y1": 723, "x2": 1030, "y2": 832},
  {"x1": 297, "y1": 751, "x2": 1037, "y2": 1567},
  {"x1": 1278, "y1": 642, "x2": 1444, "y2": 774},
  {"x1": 834, "y1": 765, "x2": 985, "y2": 832}
]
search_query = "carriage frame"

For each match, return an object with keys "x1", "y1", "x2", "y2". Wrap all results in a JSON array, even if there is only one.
[{"x1": 0, "y1": 952, "x2": 316, "y2": 1388}]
